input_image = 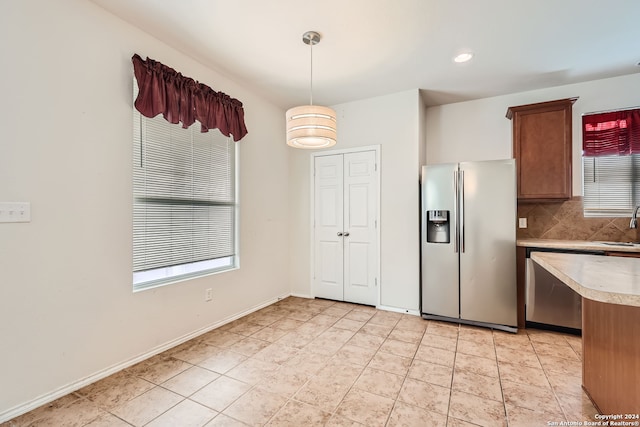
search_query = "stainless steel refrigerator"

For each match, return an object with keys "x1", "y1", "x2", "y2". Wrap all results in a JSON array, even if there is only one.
[{"x1": 420, "y1": 159, "x2": 517, "y2": 332}]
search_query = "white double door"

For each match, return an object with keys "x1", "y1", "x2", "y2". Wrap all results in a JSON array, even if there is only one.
[{"x1": 313, "y1": 150, "x2": 379, "y2": 306}]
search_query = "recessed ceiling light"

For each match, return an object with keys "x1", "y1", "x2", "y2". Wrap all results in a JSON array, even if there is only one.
[{"x1": 454, "y1": 52, "x2": 474, "y2": 63}]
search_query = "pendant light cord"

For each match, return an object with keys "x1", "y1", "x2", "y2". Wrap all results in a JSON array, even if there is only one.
[{"x1": 309, "y1": 39, "x2": 314, "y2": 106}]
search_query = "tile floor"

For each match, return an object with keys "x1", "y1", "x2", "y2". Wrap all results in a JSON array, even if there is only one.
[{"x1": 2, "y1": 297, "x2": 599, "y2": 427}]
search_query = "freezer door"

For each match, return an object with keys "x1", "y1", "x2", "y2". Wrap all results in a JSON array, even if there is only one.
[
  {"x1": 421, "y1": 164, "x2": 460, "y2": 318},
  {"x1": 458, "y1": 159, "x2": 517, "y2": 327}
]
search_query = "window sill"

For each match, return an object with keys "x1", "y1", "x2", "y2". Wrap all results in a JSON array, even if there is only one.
[{"x1": 133, "y1": 259, "x2": 237, "y2": 292}]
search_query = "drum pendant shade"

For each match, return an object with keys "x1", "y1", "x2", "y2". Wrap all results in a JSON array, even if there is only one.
[{"x1": 286, "y1": 31, "x2": 337, "y2": 149}]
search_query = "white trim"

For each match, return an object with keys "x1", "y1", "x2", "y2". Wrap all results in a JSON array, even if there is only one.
[
  {"x1": 0, "y1": 292, "x2": 290, "y2": 424},
  {"x1": 375, "y1": 147, "x2": 382, "y2": 307},
  {"x1": 234, "y1": 140, "x2": 241, "y2": 270},
  {"x1": 290, "y1": 293, "x2": 314, "y2": 299},
  {"x1": 311, "y1": 144, "x2": 381, "y2": 157},
  {"x1": 377, "y1": 305, "x2": 421, "y2": 316},
  {"x1": 309, "y1": 145, "x2": 381, "y2": 306}
]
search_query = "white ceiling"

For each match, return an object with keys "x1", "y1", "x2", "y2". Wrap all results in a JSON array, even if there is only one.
[{"x1": 90, "y1": 0, "x2": 640, "y2": 108}]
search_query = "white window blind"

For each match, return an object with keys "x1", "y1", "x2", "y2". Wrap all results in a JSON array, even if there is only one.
[
  {"x1": 583, "y1": 154, "x2": 640, "y2": 217},
  {"x1": 133, "y1": 94, "x2": 236, "y2": 290}
]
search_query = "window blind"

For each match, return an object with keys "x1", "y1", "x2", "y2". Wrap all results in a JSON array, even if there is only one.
[
  {"x1": 583, "y1": 154, "x2": 640, "y2": 217},
  {"x1": 133, "y1": 103, "x2": 236, "y2": 281}
]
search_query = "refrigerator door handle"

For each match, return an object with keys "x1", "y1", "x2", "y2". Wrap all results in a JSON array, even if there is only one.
[
  {"x1": 453, "y1": 170, "x2": 459, "y2": 253},
  {"x1": 460, "y1": 170, "x2": 465, "y2": 253}
]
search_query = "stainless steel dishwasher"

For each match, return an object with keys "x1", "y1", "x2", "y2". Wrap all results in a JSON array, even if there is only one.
[{"x1": 525, "y1": 247, "x2": 604, "y2": 333}]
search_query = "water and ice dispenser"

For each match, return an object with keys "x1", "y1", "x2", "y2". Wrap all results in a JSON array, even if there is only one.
[{"x1": 426, "y1": 210, "x2": 450, "y2": 243}]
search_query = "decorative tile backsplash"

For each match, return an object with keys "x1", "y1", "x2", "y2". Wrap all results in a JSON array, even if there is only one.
[{"x1": 516, "y1": 197, "x2": 639, "y2": 242}]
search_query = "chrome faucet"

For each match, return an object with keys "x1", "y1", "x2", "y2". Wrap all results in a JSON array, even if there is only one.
[{"x1": 631, "y1": 205, "x2": 640, "y2": 229}]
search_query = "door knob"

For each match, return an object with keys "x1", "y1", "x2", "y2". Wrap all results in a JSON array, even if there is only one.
[
  {"x1": 337, "y1": 232, "x2": 344, "y2": 236},
  {"x1": 343, "y1": 232, "x2": 350, "y2": 237}
]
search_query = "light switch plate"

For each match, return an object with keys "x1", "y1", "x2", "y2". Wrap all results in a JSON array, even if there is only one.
[
  {"x1": 518, "y1": 217, "x2": 527, "y2": 228},
  {"x1": 0, "y1": 202, "x2": 31, "y2": 223}
]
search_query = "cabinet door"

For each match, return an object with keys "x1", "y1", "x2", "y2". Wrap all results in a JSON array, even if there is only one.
[{"x1": 508, "y1": 98, "x2": 577, "y2": 201}]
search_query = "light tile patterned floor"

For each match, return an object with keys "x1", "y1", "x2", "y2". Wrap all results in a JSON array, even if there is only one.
[{"x1": 2, "y1": 297, "x2": 598, "y2": 426}]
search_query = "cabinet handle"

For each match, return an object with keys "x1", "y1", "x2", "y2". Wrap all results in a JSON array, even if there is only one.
[{"x1": 337, "y1": 232, "x2": 344, "y2": 236}]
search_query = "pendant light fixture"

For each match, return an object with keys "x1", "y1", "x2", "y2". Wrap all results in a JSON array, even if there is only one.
[{"x1": 286, "y1": 31, "x2": 337, "y2": 149}]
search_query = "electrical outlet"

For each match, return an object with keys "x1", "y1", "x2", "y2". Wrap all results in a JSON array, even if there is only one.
[
  {"x1": 518, "y1": 217, "x2": 527, "y2": 229},
  {"x1": 205, "y1": 288, "x2": 213, "y2": 302}
]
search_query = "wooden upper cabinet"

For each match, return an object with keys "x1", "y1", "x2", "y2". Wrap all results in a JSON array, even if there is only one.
[{"x1": 506, "y1": 98, "x2": 578, "y2": 201}]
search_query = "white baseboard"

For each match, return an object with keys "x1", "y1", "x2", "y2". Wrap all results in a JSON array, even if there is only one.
[
  {"x1": 290, "y1": 295, "x2": 419, "y2": 316},
  {"x1": 377, "y1": 304, "x2": 421, "y2": 316},
  {"x1": 289, "y1": 292, "x2": 313, "y2": 299},
  {"x1": 0, "y1": 292, "x2": 291, "y2": 424}
]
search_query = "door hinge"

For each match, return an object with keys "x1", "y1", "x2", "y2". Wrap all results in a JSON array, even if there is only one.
[
  {"x1": 375, "y1": 278, "x2": 378, "y2": 286},
  {"x1": 375, "y1": 163, "x2": 378, "y2": 172},
  {"x1": 375, "y1": 219, "x2": 377, "y2": 228}
]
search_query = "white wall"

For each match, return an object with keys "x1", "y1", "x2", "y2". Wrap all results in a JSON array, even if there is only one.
[
  {"x1": 0, "y1": 0, "x2": 289, "y2": 418},
  {"x1": 419, "y1": 94, "x2": 427, "y2": 170},
  {"x1": 289, "y1": 90, "x2": 422, "y2": 312},
  {"x1": 426, "y1": 73, "x2": 640, "y2": 195}
]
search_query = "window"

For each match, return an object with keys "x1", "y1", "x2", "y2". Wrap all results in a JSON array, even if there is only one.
[
  {"x1": 133, "y1": 88, "x2": 237, "y2": 291},
  {"x1": 583, "y1": 154, "x2": 640, "y2": 217},
  {"x1": 582, "y1": 108, "x2": 640, "y2": 217}
]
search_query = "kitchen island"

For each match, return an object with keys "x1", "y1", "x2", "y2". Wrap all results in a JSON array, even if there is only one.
[
  {"x1": 515, "y1": 239, "x2": 640, "y2": 328},
  {"x1": 531, "y1": 252, "x2": 640, "y2": 414}
]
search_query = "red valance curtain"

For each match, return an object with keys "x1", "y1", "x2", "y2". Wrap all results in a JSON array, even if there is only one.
[
  {"x1": 582, "y1": 108, "x2": 640, "y2": 156},
  {"x1": 131, "y1": 54, "x2": 248, "y2": 142}
]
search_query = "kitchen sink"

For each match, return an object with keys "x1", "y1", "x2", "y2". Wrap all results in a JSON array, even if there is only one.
[{"x1": 597, "y1": 241, "x2": 640, "y2": 247}]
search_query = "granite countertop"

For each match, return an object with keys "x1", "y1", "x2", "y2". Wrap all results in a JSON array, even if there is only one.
[
  {"x1": 531, "y1": 252, "x2": 640, "y2": 307},
  {"x1": 517, "y1": 238, "x2": 640, "y2": 253}
]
